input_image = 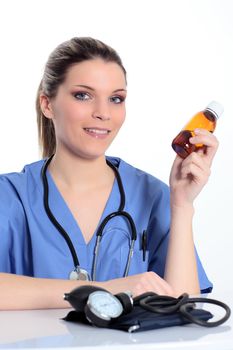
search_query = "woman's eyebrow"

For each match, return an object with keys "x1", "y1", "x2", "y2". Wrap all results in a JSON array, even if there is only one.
[{"x1": 73, "y1": 84, "x2": 127, "y2": 93}]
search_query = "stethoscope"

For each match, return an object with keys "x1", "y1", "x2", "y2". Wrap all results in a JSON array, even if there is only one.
[{"x1": 41, "y1": 155, "x2": 138, "y2": 281}]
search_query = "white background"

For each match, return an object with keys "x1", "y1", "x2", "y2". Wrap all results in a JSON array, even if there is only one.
[{"x1": 0, "y1": 0, "x2": 232, "y2": 292}]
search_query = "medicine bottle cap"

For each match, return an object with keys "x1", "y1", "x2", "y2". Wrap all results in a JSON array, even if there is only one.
[{"x1": 206, "y1": 101, "x2": 224, "y2": 119}]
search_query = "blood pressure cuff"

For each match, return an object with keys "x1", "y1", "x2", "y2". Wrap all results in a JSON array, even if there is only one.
[
  {"x1": 63, "y1": 286, "x2": 230, "y2": 333},
  {"x1": 64, "y1": 305, "x2": 213, "y2": 333}
]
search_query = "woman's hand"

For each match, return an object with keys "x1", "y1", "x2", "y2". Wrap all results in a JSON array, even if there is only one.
[
  {"x1": 103, "y1": 271, "x2": 175, "y2": 297},
  {"x1": 169, "y1": 129, "x2": 219, "y2": 207}
]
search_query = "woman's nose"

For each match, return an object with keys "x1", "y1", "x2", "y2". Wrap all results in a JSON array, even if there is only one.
[
  {"x1": 92, "y1": 101, "x2": 110, "y2": 121},
  {"x1": 92, "y1": 112, "x2": 110, "y2": 121}
]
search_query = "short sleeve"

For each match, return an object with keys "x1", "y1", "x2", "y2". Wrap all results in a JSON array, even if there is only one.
[{"x1": 0, "y1": 180, "x2": 32, "y2": 275}]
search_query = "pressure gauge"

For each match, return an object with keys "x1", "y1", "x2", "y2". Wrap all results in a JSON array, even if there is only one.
[{"x1": 85, "y1": 290, "x2": 123, "y2": 326}]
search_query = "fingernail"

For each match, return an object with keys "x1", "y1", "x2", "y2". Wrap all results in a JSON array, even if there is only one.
[{"x1": 194, "y1": 128, "x2": 201, "y2": 134}]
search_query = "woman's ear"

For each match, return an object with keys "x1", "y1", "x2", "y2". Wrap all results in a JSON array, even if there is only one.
[{"x1": 40, "y1": 94, "x2": 54, "y2": 119}]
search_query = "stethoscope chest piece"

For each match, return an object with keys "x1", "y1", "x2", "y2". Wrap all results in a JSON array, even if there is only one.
[{"x1": 69, "y1": 267, "x2": 90, "y2": 281}]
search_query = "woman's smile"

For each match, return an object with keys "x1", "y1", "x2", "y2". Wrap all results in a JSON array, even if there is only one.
[{"x1": 83, "y1": 127, "x2": 111, "y2": 139}]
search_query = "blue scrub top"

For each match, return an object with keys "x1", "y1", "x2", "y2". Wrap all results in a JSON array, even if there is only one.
[{"x1": 0, "y1": 156, "x2": 212, "y2": 293}]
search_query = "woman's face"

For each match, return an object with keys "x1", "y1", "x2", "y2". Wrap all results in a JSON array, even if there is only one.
[{"x1": 45, "y1": 58, "x2": 127, "y2": 160}]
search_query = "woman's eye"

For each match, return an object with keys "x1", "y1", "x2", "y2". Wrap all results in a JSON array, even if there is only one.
[
  {"x1": 110, "y1": 96, "x2": 125, "y2": 104},
  {"x1": 73, "y1": 92, "x2": 90, "y2": 101}
]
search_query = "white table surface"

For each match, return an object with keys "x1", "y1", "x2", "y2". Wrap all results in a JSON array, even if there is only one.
[{"x1": 0, "y1": 291, "x2": 232, "y2": 350}]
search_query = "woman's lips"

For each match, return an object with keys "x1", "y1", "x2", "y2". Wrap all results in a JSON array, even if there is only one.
[{"x1": 83, "y1": 127, "x2": 110, "y2": 139}]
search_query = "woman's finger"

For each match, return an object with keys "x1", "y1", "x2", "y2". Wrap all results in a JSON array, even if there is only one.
[
  {"x1": 189, "y1": 129, "x2": 219, "y2": 166},
  {"x1": 181, "y1": 152, "x2": 210, "y2": 175},
  {"x1": 180, "y1": 162, "x2": 210, "y2": 185},
  {"x1": 128, "y1": 272, "x2": 175, "y2": 297}
]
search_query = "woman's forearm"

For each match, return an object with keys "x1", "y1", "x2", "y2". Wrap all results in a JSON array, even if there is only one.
[
  {"x1": 164, "y1": 204, "x2": 200, "y2": 296},
  {"x1": 0, "y1": 273, "x2": 103, "y2": 310},
  {"x1": 0, "y1": 271, "x2": 175, "y2": 310}
]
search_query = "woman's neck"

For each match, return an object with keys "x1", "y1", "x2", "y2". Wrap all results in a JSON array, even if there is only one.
[{"x1": 48, "y1": 151, "x2": 113, "y2": 192}]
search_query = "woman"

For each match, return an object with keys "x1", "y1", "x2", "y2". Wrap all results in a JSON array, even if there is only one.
[{"x1": 0, "y1": 37, "x2": 217, "y2": 310}]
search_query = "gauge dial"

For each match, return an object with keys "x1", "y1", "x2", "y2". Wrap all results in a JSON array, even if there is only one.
[{"x1": 87, "y1": 291, "x2": 123, "y2": 320}]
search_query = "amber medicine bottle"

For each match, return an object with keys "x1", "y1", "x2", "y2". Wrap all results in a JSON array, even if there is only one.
[{"x1": 171, "y1": 101, "x2": 223, "y2": 159}]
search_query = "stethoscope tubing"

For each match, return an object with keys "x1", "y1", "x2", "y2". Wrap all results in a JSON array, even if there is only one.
[
  {"x1": 41, "y1": 155, "x2": 137, "y2": 280},
  {"x1": 42, "y1": 156, "x2": 79, "y2": 268}
]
